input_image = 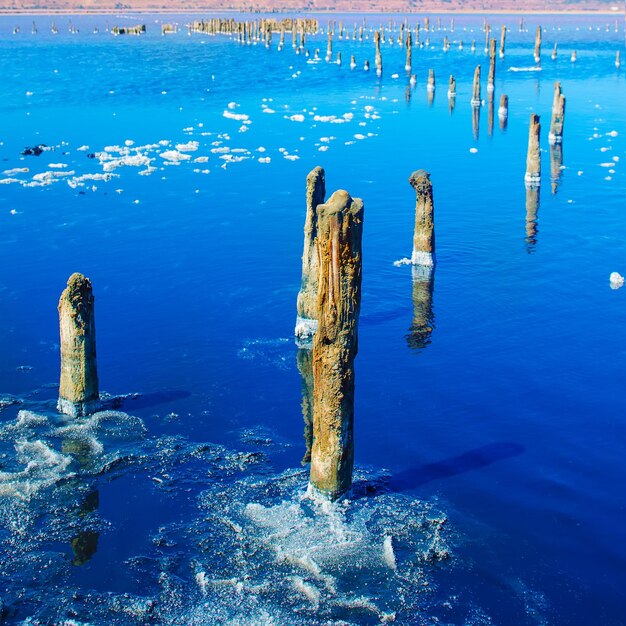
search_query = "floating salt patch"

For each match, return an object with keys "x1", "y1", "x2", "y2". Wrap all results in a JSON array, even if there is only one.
[
  {"x1": 158, "y1": 139, "x2": 169, "y2": 146},
  {"x1": 175, "y1": 141, "x2": 199, "y2": 152},
  {"x1": 600, "y1": 162, "x2": 614, "y2": 167},
  {"x1": 288, "y1": 114, "x2": 305, "y2": 122},
  {"x1": 238, "y1": 125, "x2": 249, "y2": 133},
  {"x1": 469, "y1": 147, "x2": 478, "y2": 153},
  {"x1": 578, "y1": 171, "x2": 584, "y2": 176},
  {"x1": 606, "y1": 130, "x2": 618, "y2": 137},
  {"x1": 318, "y1": 146, "x2": 329, "y2": 152},
  {"x1": 194, "y1": 156, "x2": 209, "y2": 163},
  {"x1": 125, "y1": 139, "x2": 134, "y2": 146},
  {"x1": 3, "y1": 167, "x2": 28, "y2": 175},
  {"x1": 382, "y1": 536, "x2": 397, "y2": 570},
  {"x1": 262, "y1": 108, "x2": 275, "y2": 114},
  {"x1": 391, "y1": 73, "x2": 399, "y2": 78},
  {"x1": 258, "y1": 157, "x2": 271, "y2": 164},
  {"x1": 48, "y1": 163, "x2": 67, "y2": 169},
  {"x1": 227, "y1": 102, "x2": 238, "y2": 110},
  {"x1": 25, "y1": 91, "x2": 33, "y2": 96},
  {"x1": 211, "y1": 147, "x2": 230, "y2": 154},
  {"x1": 257, "y1": 147, "x2": 267, "y2": 153},
  {"x1": 610, "y1": 272, "x2": 624, "y2": 289},
  {"x1": 223, "y1": 110, "x2": 249, "y2": 122},
  {"x1": 605, "y1": 176, "x2": 612, "y2": 181},
  {"x1": 77, "y1": 145, "x2": 89, "y2": 151},
  {"x1": 393, "y1": 258, "x2": 412, "y2": 267},
  {"x1": 133, "y1": 199, "x2": 140, "y2": 204},
  {"x1": 613, "y1": 156, "x2": 620, "y2": 162},
  {"x1": 354, "y1": 134, "x2": 366, "y2": 140},
  {"x1": 600, "y1": 147, "x2": 612, "y2": 152},
  {"x1": 284, "y1": 155, "x2": 299, "y2": 161},
  {"x1": 0, "y1": 178, "x2": 23, "y2": 186},
  {"x1": 508, "y1": 66, "x2": 542, "y2": 72}
]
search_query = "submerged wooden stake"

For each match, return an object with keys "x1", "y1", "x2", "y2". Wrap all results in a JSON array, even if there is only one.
[
  {"x1": 309, "y1": 190, "x2": 364, "y2": 500},
  {"x1": 57, "y1": 273, "x2": 99, "y2": 417}
]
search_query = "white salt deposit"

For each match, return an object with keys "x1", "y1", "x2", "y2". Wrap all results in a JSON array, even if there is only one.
[{"x1": 610, "y1": 272, "x2": 624, "y2": 289}]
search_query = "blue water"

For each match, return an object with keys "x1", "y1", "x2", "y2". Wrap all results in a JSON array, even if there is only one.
[{"x1": 0, "y1": 12, "x2": 625, "y2": 624}]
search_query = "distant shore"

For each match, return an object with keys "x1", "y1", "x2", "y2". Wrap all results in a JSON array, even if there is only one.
[{"x1": 0, "y1": 8, "x2": 620, "y2": 16}]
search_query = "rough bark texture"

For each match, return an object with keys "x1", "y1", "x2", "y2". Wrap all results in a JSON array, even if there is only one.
[
  {"x1": 499, "y1": 25, "x2": 506, "y2": 58},
  {"x1": 525, "y1": 113, "x2": 541, "y2": 187},
  {"x1": 374, "y1": 29, "x2": 382, "y2": 73},
  {"x1": 409, "y1": 170, "x2": 435, "y2": 267},
  {"x1": 309, "y1": 190, "x2": 364, "y2": 500},
  {"x1": 58, "y1": 272, "x2": 99, "y2": 417},
  {"x1": 471, "y1": 64, "x2": 481, "y2": 106},
  {"x1": 548, "y1": 82, "x2": 565, "y2": 145},
  {"x1": 295, "y1": 166, "x2": 326, "y2": 345}
]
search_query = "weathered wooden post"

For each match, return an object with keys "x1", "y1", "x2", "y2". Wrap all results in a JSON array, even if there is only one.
[
  {"x1": 499, "y1": 25, "x2": 506, "y2": 58},
  {"x1": 548, "y1": 82, "x2": 565, "y2": 145},
  {"x1": 375, "y1": 30, "x2": 383, "y2": 75},
  {"x1": 309, "y1": 190, "x2": 364, "y2": 500},
  {"x1": 525, "y1": 113, "x2": 541, "y2": 187},
  {"x1": 57, "y1": 273, "x2": 100, "y2": 417},
  {"x1": 409, "y1": 170, "x2": 435, "y2": 269},
  {"x1": 471, "y1": 65, "x2": 481, "y2": 107},
  {"x1": 295, "y1": 166, "x2": 326, "y2": 346},
  {"x1": 488, "y1": 38, "x2": 496, "y2": 94},
  {"x1": 534, "y1": 25, "x2": 541, "y2": 64},
  {"x1": 405, "y1": 31, "x2": 412, "y2": 71}
]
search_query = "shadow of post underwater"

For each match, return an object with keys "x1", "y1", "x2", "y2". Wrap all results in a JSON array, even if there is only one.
[{"x1": 388, "y1": 442, "x2": 524, "y2": 493}]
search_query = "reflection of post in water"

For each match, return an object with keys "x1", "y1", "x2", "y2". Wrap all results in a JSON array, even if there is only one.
[
  {"x1": 487, "y1": 94, "x2": 494, "y2": 137},
  {"x1": 407, "y1": 265, "x2": 435, "y2": 350},
  {"x1": 498, "y1": 94, "x2": 508, "y2": 131},
  {"x1": 472, "y1": 105, "x2": 480, "y2": 140},
  {"x1": 71, "y1": 490, "x2": 100, "y2": 566},
  {"x1": 550, "y1": 143, "x2": 563, "y2": 194},
  {"x1": 525, "y1": 187, "x2": 540, "y2": 252},
  {"x1": 296, "y1": 347, "x2": 314, "y2": 464}
]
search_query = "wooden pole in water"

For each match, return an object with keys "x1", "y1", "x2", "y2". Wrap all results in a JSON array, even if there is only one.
[
  {"x1": 525, "y1": 113, "x2": 541, "y2": 187},
  {"x1": 548, "y1": 82, "x2": 565, "y2": 145},
  {"x1": 405, "y1": 31, "x2": 412, "y2": 71},
  {"x1": 309, "y1": 190, "x2": 364, "y2": 500},
  {"x1": 375, "y1": 30, "x2": 383, "y2": 75},
  {"x1": 534, "y1": 25, "x2": 541, "y2": 64},
  {"x1": 499, "y1": 25, "x2": 506, "y2": 58},
  {"x1": 409, "y1": 170, "x2": 436, "y2": 268},
  {"x1": 488, "y1": 38, "x2": 496, "y2": 94},
  {"x1": 57, "y1": 273, "x2": 100, "y2": 417},
  {"x1": 471, "y1": 65, "x2": 482, "y2": 107},
  {"x1": 295, "y1": 167, "x2": 326, "y2": 346}
]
